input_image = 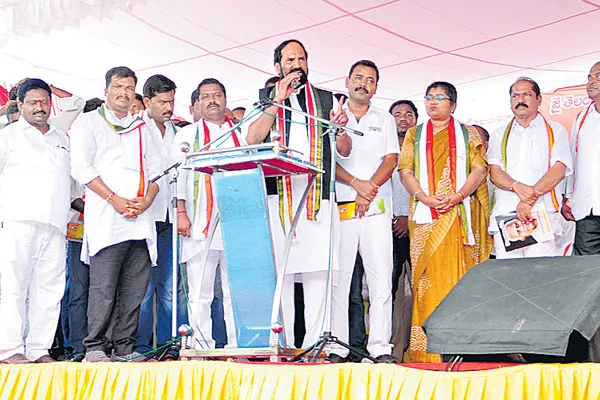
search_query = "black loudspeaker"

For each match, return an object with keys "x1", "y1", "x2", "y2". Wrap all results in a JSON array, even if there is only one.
[{"x1": 423, "y1": 255, "x2": 600, "y2": 363}]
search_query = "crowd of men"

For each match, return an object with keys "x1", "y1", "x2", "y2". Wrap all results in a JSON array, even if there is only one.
[{"x1": 0, "y1": 37, "x2": 599, "y2": 364}]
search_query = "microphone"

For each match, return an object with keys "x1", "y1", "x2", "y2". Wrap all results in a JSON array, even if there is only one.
[
  {"x1": 149, "y1": 141, "x2": 190, "y2": 184},
  {"x1": 253, "y1": 100, "x2": 273, "y2": 110},
  {"x1": 271, "y1": 130, "x2": 289, "y2": 154},
  {"x1": 290, "y1": 79, "x2": 301, "y2": 90},
  {"x1": 180, "y1": 141, "x2": 191, "y2": 154}
]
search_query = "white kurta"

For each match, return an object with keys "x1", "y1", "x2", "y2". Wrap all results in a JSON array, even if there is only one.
[
  {"x1": 0, "y1": 118, "x2": 71, "y2": 360},
  {"x1": 172, "y1": 119, "x2": 248, "y2": 262},
  {"x1": 0, "y1": 118, "x2": 71, "y2": 232},
  {"x1": 487, "y1": 114, "x2": 573, "y2": 256},
  {"x1": 566, "y1": 105, "x2": 600, "y2": 220},
  {"x1": 171, "y1": 118, "x2": 245, "y2": 349},
  {"x1": 69, "y1": 107, "x2": 162, "y2": 264},
  {"x1": 269, "y1": 91, "x2": 346, "y2": 275}
]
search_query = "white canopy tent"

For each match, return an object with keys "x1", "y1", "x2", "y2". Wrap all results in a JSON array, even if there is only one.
[{"x1": 1, "y1": 0, "x2": 599, "y2": 127}]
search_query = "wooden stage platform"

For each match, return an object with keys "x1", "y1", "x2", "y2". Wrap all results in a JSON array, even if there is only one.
[{"x1": 1, "y1": 360, "x2": 600, "y2": 399}]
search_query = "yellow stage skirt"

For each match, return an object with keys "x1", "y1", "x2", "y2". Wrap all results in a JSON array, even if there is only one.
[{"x1": 1, "y1": 361, "x2": 600, "y2": 399}]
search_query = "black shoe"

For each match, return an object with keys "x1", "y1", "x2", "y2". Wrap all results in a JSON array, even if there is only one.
[
  {"x1": 346, "y1": 351, "x2": 366, "y2": 363},
  {"x1": 375, "y1": 354, "x2": 396, "y2": 364},
  {"x1": 70, "y1": 353, "x2": 85, "y2": 362},
  {"x1": 326, "y1": 353, "x2": 347, "y2": 363},
  {"x1": 157, "y1": 348, "x2": 179, "y2": 361}
]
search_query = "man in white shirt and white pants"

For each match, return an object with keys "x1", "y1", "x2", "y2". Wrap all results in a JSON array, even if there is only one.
[
  {"x1": 488, "y1": 77, "x2": 572, "y2": 258},
  {"x1": 0, "y1": 79, "x2": 72, "y2": 364},
  {"x1": 70, "y1": 66, "x2": 162, "y2": 362},
  {"x1": 332, "y1": 60, "x2": 399, "y2": 363},
  {"x1": 174, "y1": 78, "x2": 242, "y2": 349}
]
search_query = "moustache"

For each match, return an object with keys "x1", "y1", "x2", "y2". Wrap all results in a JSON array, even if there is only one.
[
  {"x1": 355, "y1": 86, "x2": 368, "y2": 93},
  {"x1": 515, "y1": 103, "x2": 528, "y2": 109},
  {"x1": 33, "y1": 111, "x2": 47, "y2": 115},
  {"x1": 162, "y1": 111, "x2": 173, "y2": 117},
  {"x1": 288, "y1": 67, "x2": 307, "y2": 86},
  {"x1": 207, "y1": 102, "x2": 219, "y2": 108}
]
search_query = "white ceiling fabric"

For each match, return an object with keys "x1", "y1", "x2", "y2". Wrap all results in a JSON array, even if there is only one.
[{"x1": 1, "y1": 0, "x2": 599, "y2": 127}]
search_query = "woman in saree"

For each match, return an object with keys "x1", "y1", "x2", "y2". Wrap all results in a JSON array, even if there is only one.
[{"x1": 399, "y1": 81, "x2": 492, "y2": 363}]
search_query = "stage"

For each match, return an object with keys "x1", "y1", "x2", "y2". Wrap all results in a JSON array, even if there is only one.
[{"x1": 2, "y1": 361, "x2": 600, "y2": 399}]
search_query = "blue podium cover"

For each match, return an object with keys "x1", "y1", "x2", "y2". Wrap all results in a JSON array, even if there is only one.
[{"x1": 213, "y1": 168, "x2": 279, "y2": 348}]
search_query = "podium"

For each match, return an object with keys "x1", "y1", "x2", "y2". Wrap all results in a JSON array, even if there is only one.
[{"x1": 178, "y1": 143, "x2": 323, "y2": 361}]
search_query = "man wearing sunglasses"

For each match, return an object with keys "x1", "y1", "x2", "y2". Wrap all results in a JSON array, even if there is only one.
[
  {"x1": 488, "y1": 77, "x2": 572, "y2": 259},
  {"x1": 0, "y1": 79, "x2": 72, "y2": 364}
]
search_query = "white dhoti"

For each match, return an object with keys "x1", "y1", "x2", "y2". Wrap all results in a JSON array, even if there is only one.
[
  {"x1": 268, "y1": 196, "x2": 340, "y2": 348},
  {"x1": 186, "y1": 249, "x2": 237, "y2": 349},
  {"x1": 0, "y1": 221, "x2": 66, "y2": 361}
]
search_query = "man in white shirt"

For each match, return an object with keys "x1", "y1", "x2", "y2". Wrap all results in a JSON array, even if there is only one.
[
  {"x1": 389, "y1": 99, "x2": 417, "y2": 360},
  {"x1": 188, "y1": 87, "x2": 227, "y2": 348},
  {"x1": 173, "y1": 78, "x2": 243, "y2": 349},
  {"x1": 0, "y1": 79, "x2": 72, "y2": 364},
  {"x1": 389, "y1": 100, "x2": 417, "y2": 292},
  {"x1": 562, "y1": 61, "x2": 600, "y2": 362},
  {"x1": 562, "y1": 62, "x2": 600, "y2": 255},
  {"x1": 246, "y1": 39, "x2": 351, "y2": 350},
  {"x1": 332, "y1": 60, "x2": 399, "y2": 363},
  {"x1": 488, "y1": 77, "x2": 572, "y2": 258},
  {"x1": 2, "y1": 82, "x2": 84, "y2": 133},
  {"x1": 70, "y1": 66, "x2": 162, "y2": 362},
  {"x1": 136, "y1": 74, "x2": 188, "y2": 356}
]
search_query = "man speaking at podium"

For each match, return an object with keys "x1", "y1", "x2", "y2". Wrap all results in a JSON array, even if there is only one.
[{"x1": 247, "y1": 39, "x2": 352, "y2": 350}]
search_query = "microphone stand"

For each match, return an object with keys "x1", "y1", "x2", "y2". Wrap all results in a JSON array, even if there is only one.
[
  {"x1": 253, "y1": 99, "x2": 364, "y2": 137},
  {"x1": 145, "y1": 158, "x2": 185, "y2": 361},
  {"x1": 255, "y1": 98, "x2": 376, "y2": 363}
]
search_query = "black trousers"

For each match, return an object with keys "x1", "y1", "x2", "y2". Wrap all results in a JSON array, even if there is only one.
[
  {"x1": 392, "y1": 236, "x2": 410, "y2": 301},
  {"x1": 84, "y1": 240, "x2": 151, "y2": 356},
  {"x1": 573, "y1": 214, "x2": 600, "y2": 255},
  {"x1": 348, "y1": 235, "x2": 411, "y2": 352},
  {"x1": 572, "y1": 213, "x2": 600, "y2": 361}
]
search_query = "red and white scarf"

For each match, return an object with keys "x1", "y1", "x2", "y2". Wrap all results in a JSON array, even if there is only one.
[
  {"x1": 272, "y1": 81, "x2": 324, "y2": 231},
  {"x1": 192, "y1": 117, "x2": 241, "y2": 238}
]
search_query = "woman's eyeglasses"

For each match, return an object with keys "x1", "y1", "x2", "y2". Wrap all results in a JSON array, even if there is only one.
[{"x1": 424, "y1": 94, "x2": 450, "y2": 102}]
